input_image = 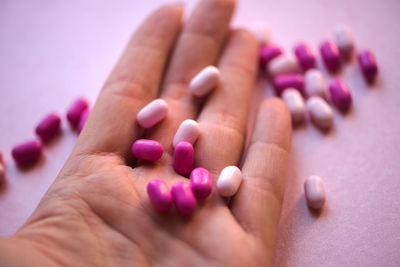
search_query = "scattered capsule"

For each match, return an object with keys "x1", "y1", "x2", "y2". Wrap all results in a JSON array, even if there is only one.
[
  {"x1": 259, "y1": 44, "x2": 283, "y2": 71},
  {"x1": 171, "y1": 181, "x2": 197, "y2": 216},
  {"x1": 304, "y1": 175, "x2": 326, "y2": 209},
  {"x1": 173, "y1": 119, "x2": 201, "y2": 147},
  {"x1": 190, "y1": 168, "x2": 212, "y2": 199},
  {"x1": 131, "y1": 139, "x2": 163, "y2": 162},
  {"x1": 173, "y1": 141, "x2": 194, "y2": 176},
  {"x1": 294, "y1": 42, "x2": 316, "y2": 71},
  {"x1": 358, "y1": 50, "x2": 378, "y2": 82},
  {"x1": 78, "y1": 109, "x2": 90, "y2": 133},
  {"x1": 267, "y1": 53, "x2": 299, "y2": 77},
  {"x1": 328, "y1": 79, "x2": 352, "y2": 112},
  {"x1": 67, "y1": 97, "x2": 89, "y2": 128},
  {"x1": 147, "y1": 179, "x2": 173, "y2": 212},
  {"x1": 189, "y1": 66, "x2": 221, "y2": 97},
  {"x1": 282, "y1": 89, "x2": 306, "y2": 124},
  {"x1": 306, "y1": 96, "x2": 334, "y2": 130},
  {"x1": 137, "y1": 99, "x2": 168, "y2": 128},
  {"x1": 320, "y1": 40, "x2": 341, "y2": 73},
  {"x1": 217, "y1": 166, "x2": 243, "y2": 197},
  {"x1": 35, "y1": 112, "x2": 61, "y2": 142},
  {"x1": 334, "y1": 25, "x2": 355, "y2": 60},
  {"x1": 273, "y1": 73, "x2": 304, "y2": 96},
  {"x1": 11, "y1": 140, "x2": 43, "y2": 166},
  {"x1": 304, "y1": 69, "x2": 327, "y2": 98}
]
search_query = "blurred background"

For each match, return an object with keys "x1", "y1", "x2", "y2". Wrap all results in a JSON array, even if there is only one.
[{"x1": 1, "y1": 0, "x2": 399, "y2": 266}]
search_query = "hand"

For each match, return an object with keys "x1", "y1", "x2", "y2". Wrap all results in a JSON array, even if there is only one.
[{"x1": 0, "y1": 1, "x2": 291, "y2": 266}]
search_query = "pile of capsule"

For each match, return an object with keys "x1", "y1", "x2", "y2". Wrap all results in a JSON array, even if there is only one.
[
  {"x1": 133, "y1": 66, "x2": 243, "y2": 216},
  {"x1": 256, "y1": 25, "x2": 378, "y2": 131}
]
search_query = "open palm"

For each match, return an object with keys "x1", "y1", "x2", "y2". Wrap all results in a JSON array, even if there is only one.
[{"x1": 1, "y1": 1, "x2": 291, "y2": 266}]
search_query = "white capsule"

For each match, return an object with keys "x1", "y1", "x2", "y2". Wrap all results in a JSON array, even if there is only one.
[
  {"x1": 304, "y1": 69, "x2": 327, "y2": 98},
  {"x1": 217, "y1": 166, "x2": 243, "y2": 197},
  {"x1": 189, "y1": 66, "x2": 221, "y2": 97},
  {"x1": 304, "y1": 175, "x2": 326, "y2": 209},
  {"x1": 250, "y1": 24, "x2": 271, "y2": 44},
  {"x1": 173, "y1": 119, "x2": 201, "y2": 147},
  {"x1": 334, "y1": 25, "x2": 355, "y2": 59},
  {"x1": 282, "y1": 89, "x2": 305, "y2": 124},
  {"x1": 306, "y1": 96, "x2": 334, "y2": 130},
  {"x1": 267, "y1": 53, "x2": 299, "y2": 77},
  {"x1": 137, "y1": 99, "x2": 169, "y2": 128}
]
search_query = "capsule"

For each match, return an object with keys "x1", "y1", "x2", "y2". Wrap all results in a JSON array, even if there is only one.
[
  {"x1": 273, "y1": 73, "x2": 304, "y2": 96},
  {"x1": 320, "y1": 40, "x2": 341, "y2": 73},
  {"x1": 137, "y1": 99, "x2": 168, "y2": 128},
  {"x1": 189, "y1": 66, "x2": 221, "y2": 97},
  {"x1": 190, "y1": 168, "x2": 212, "y2": 199},
  {"x1": 78, "y1": 109, "x2": 90, "y2": 133},
  {"x1": 294, "y1": 42, "x2": 316, "y2": 71},
  {"x1": 147, "y1": 179, "x2": 173, "y2": 212},
  {"x1": 35, "y1": 112, "x2": 61, "y2": 142},
  {"x1": 171, "y1": 181, "x2": 197, "y2": 216},
  {"x1": 131, "y1": 139, "x2": 163, "y2": 162},
  {"x1": 334, "y1": 25, "x2": 355, "y2": 60},
  {"x1": 304, "y1": 175, "x2": 326, "y2": 209},
  {"x1": 11, "y1": 140, "x2": 43, "y2": 165},
  {"x1": 304, "y1": 69, "x2": 327, "y2": 98},
  {"x1": 67, "y1": 97, "x2": 89, "y2": 128},
  {"x1": 282, "y1": 89, "x2": 306, "y2": 124},
  {"x1": 251, "y1": 24, "x2": 271, "y2": 44},
  {"x1": 328, "y1": 79, "x2": 352, "y2": 112},
  {"x1": 259, "y1": 44, "x2": 283, "y2": 71},
  {"x1": 173, "y1": 119, "x2": 201, "y2": 147},
  {"x1": 306, "y1": 96, "x2": 334, "y2": 130},
  {"x1": 217, "y1": 166, "x2": 243, "y2": 197},
  {"x1": 358, "y1": 50, "x2": 378, "y2": 82},
  {"x1": 173, "y1": 141, "x2": 194, "y2": 176},
  {"x1": 267, "y1": 53, "x2": 299, "y2": 77}
]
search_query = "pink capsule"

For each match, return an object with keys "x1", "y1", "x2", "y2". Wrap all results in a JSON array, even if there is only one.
[
  {"x1": 304, "y1": 175, "x2": 326, "y2": 209},
  {"x1": 294, "y1": 42, "x2": 316, "y2": 71},
  {"x1": 171, "y1": 181, "x2": 197, "y2": 216},
  {"x1": 35, "y1": 112, "x2": 61, "y2": 142},
  {"x1": 173, "y1": 141, "x2": 194, "y2": 176},
  {"x1": 67, "y1": 97, "x2": 89, "y2": 128},
  {"x1": 273, "y1": 73, "x2": 304, "y2": 96},
  {"x1": 137, "y1": 99, "x2": 168, "y2": 128},
  {"x1": 131, "y1": 139, "x2": 163, "y2": 162},
  {"x1": 320, "y1": 40, "x2": 341, "y2": 73},
  {"x1": 147, "y1": 179, "x2": 173, "y2": 212},
  {"x1": 11, "y1": 140, "x2": 42, "y2": 166},
  {"x1": 358, "y1": 50, "x2": 378, "y2": 82},
  {"x1": 190, "y1": 168, "x2": 212, "y2": 199},
  {"x1": 259, "y1": 44, "x2": 283, "y2": 71},
  {"x1": 78, "y1": 109, "x2": 90, "y2": 133},
  {"x1": 328, "y1": 79, "x2": 352, "y2": 112}
]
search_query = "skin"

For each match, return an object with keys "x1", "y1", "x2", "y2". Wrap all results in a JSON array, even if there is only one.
[{"x1": 0, "y1": 0, "x2": 292, "y2": 266}]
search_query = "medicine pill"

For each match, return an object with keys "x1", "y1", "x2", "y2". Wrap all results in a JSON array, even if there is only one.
[
  {"x1": 320, "y1": 40, "x2": 341, "y2": 73},
  {"x1": 131, "y1": 139, "x2": 163, "y2": 162},
  {"x1": 306, "y1": 96, "x2": 334, "y2": 130},
  {"x1": 78, "y1": 109, "x2": 90, "y2": 133},
  {"x1": 137, "y1": 99, "x2": 168, "y2": 128},
  {"x1": 273, "y1": 73, "x2": 304, "y2": 96},
  {"x1": 294, "y1": 42, "x2": 316, "y2": 71},
  {"x1": 67, "y1": 97, "x2": 89, "y2": 128},
  {"x1": 173, "y1": 119, "x2": 201, "y2": 147},
  {"x1": 282, "y1": 89, "x2": 306, "y2": 124},
  {"x1": 190, "y1": 168, "x2": 212, "y2": 199},
  {"x1": 304, "y1": 175, "x2": 326, "y2": 209},
  {"x1": 189, "y1": 66, "x2": 221, "y2": 97},
  {"x1": 328, "y1": 79, "x2": 352, "y2": 112},
  {"x1": 11, "y1": 140, "x2": 43, "y2": 165},
  {"x1": 304, "y1": 69, "x2": 327, "y2": 98},
  {"x1": 147, "y1": 179, "x2": 173, "y2": 212},
  {"x1": 358, "y1": 50, "x2": 378, "y2": 82},
  {"x1": 217, "y1": 166, "x2": 243, "y2": 197},
  {"x1": 259, "y1": 44, "x2": 283, "y2": 71},
  {"x1": 268, "y1": 53, "x2": 299, "y2": 77},
  {"x1": 173, "y1": 141, "x2": 194, "y2": 176},
  {"x1": 171, "y1": 181, "x2": 197, "y2": 216},
  {"x1": 334, "y1": 25, "x2": 355, "y2": 59},
  {"x1": 35, "y1": 112, "x2": 61, "y2": 142}
]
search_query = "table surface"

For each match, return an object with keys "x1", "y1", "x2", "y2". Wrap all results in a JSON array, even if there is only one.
[{"x1": 1, "y1": 0, "x2": 399, "y2": 266}]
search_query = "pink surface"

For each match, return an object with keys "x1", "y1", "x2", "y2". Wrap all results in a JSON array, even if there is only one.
[{"x1": 0, "y1": 0, "x2": 399, "y2": 266}]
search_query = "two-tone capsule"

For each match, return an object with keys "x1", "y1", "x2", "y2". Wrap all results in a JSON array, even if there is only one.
[
  {"x1": 306, "y1": 96, "x2": 334, "y2": 130},
  {"x1": 267, "y1": 53, "x2": 299, "y2": 77},
  {"x1": 358, "y1": 50, "x2": 378, "y2": 82},
  {"x1": 273, "y1": 73, "x2": 304, "y2": 96},
  {"x1": 294, "y1": 42, "x2": 316, "y2": 71},
  {"x1": 259, "y1": 44, "x2": 283, "y2": 71},
  {"x1": 320, "y1": 40, "x2": 341, "y2": 73},
  {"x1": 328, "y1": 79, "x2": 352, "y2": 113},
  {"x1": 304, "y1": 69, "x2": 327, "y2": 98},
  {"x1": 334, "y1": 25, "x2": 355, "y2": 60},
  {"x1": 282, "y1": 89, "x2": 306, "y2": 124}
]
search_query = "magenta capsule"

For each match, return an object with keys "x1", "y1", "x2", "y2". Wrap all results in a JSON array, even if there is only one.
[
  {"x1": 35, "y1": 112, "x2": 61, "y2": 142},
  {"x1": 259, "y1": 44, "x2": 283, "y2": 71},
  {"x1": 190, "y1": 168, "x2": 212, "y2": 199},
  {"x1": 358, "y1": 50, "x2": 378, "y2": 82},
  {"x1": 294, "y1": 42, "x2": 316, "y2": 71},
  {"x1": 66, "y1": 97, "x2": 89, "y2": 128},
  {"x1": 328, "y1": 79, "x2": 352, "y2": 112},
  {"x1": 11, "y1": 140, "x2": 42, "y2": 165},
  {"x1": 173, "y1": 141, "x2": 194, "y2": 176},
  {"x1": 147, "y1": 179, "x2": 173, "y2": 212},
  {"x1": 131, "y1": 139, "x2": 163, "y2": 162},
  {"x1": 171, "y1": 181, "x2": 197, "y2": 216},
  {"x1": 320, "y1": 40, "x2": 341, "y2": 72},
  {"x1": 78, "y1": 109, "x2": 90, "y2": 133},
  {"x1": 273, "y1": 73, "x2": 304, "y2": 96}
]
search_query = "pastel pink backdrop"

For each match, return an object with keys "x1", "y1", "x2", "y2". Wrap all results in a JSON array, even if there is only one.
[{"x1": 0, "y1": 0, "x2": 399, "y2": 266}]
